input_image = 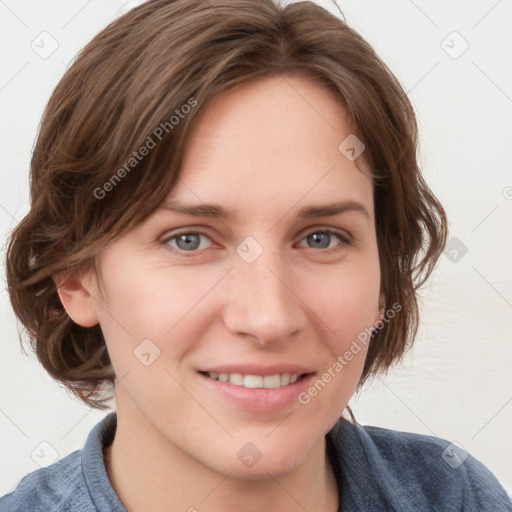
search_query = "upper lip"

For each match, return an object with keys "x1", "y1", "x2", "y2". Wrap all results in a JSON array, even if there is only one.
[{"x1": 198, "y1": 364, "x2": 315, "y2": 376}]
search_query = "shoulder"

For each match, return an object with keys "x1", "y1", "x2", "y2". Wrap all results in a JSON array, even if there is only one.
[
  {"x1": 0, "y1": 413, "x2": 119, "y2": 512},
  {"x1": 0, "y1": 450, "x2": 94, "y2": 512},
  {"x1": 331, "y1": 418, "x2": 512, "y2": 511},
  {"x1": 362, "y1": 423, "x2": 511, "y2": 511}
]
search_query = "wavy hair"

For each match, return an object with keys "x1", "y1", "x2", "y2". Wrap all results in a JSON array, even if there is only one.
[{"x1": 5, "y1": 0, "x2": 447, "y2": 408}]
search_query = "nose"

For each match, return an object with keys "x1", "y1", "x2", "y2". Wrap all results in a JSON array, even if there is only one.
[{"x1": 223, "y1": 243, "x2": 308, "y2": 347}]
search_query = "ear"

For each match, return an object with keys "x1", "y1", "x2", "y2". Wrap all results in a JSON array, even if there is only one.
[{"x1": 53, "y1": 267, "x2": 99, "y2": 327}]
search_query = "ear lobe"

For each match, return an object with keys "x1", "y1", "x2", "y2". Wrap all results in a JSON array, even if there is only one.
[{"x1": 53, "y1": 268, "x2": 99, "y2": 327}]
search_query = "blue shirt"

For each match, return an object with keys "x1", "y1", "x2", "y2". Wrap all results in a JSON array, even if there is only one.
[{"x1": 1, "y1": 412, "x2": 510, "y2": 511}]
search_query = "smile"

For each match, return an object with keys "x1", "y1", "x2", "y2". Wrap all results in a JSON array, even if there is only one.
[{"x1": 202, "y1": 371, "x2": 307, "y2": 389}]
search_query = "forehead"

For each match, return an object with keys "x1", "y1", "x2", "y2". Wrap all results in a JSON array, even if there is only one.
[{"x1": 166, "y1": 74, "x2": 374, "y2": 221}]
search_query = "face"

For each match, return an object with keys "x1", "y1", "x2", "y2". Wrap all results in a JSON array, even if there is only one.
[{"x1": 78, "y1": 74, "x2": 382, "y2": 478}]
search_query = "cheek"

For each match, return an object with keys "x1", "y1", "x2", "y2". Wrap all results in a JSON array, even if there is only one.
[
  {"x1": 298, "y1": 270, "x2": 378, "y2": 421},
  {"x1": 93, "y1": 261, "x2": 216, "y2": 371},
  {"x1": 320, "y1": 260, "x2": 380, "y2": 347}
]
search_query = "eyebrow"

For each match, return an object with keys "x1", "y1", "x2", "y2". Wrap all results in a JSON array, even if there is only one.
[{"x1": 158, "y1": 199, "x2": 370, "y2": 221}]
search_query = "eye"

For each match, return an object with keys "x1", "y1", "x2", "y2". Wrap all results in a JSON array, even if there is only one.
[
  {"x1": 297, "y1": 229, "x2": 351, "y2": 251},
  {"x1": 162, "y1": 231, "x2": 214, "y2": 253},
  {"x1": 161, "y1": 228, "x2": 351, "y2": 256}
]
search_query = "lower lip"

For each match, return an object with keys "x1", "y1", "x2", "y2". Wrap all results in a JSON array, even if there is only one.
[{"x1": 198, "y1": 372, "x2": 316, "y2": 412}]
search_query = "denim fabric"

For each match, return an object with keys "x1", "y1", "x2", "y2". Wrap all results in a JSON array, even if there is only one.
[
  {"x1": 327, "y1": 420, "x2": 512, "y2": 511},
  {"x1": 0, "y1": 413, "x2": 124, "y2": 512},
  {"x1": 1, "y1": 412, "x2": 511, "y2": 511}
]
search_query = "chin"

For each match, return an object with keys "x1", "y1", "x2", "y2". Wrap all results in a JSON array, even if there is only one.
[
  {"x1": 201, "y1": 438, "x2": 314, "y2": 481},
  {"x1": 219, "y1": 457, "x2": 304, "y2": 481}
]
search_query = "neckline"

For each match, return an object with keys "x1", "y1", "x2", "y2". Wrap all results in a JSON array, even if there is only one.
[{"x1": 91, "y1": 412, "x2": 348, "y2": 512}]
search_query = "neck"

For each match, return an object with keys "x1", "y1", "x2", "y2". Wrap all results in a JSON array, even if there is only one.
[{"x1": 104, "y1": 396, "x2": 339, "y2": 512}]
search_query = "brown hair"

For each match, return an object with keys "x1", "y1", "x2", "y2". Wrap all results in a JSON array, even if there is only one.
[{"x1": 5, "y1": 0, "x2": 447, "y2": 408}]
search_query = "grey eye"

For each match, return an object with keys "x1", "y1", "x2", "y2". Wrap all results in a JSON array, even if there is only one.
[
  {"x1": 165, "y1": 232, "x2": 212, "y2": 252},
  {"x1": 175, "y1": 233, "x2": 201, "y2": 251},
  {"x1": 307, "y1": 232, "x2": 332, "y2": 249}
]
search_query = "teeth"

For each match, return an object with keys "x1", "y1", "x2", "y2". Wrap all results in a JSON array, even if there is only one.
[
  {"x1": 244, "y1": 375, "x2": 263, "y2": 388},
  {"x1": 229, "y1": 373, "x2": 244, "y2": 386},
  {"x1": 206, "y1": 372, "x2": 301, "y2": 388},
  {"x1": 263, "y1": 374, "x2": 281, "y2": 388}
]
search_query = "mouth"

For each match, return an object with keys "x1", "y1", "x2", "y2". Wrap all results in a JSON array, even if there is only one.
[
  {"x1": 199, "y1": 371, "x2": 312, "y2": 389},
  {"x1": 197, "y1": 367, "x2": 316, "y2": 412}
]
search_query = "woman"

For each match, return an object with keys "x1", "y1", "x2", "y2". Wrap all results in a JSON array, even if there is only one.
[{"x1": 2, "y1": 0, "x2": 510, "y2": 510}]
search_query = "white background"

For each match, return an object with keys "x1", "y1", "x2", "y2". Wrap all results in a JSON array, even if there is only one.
[{"x1": 0, "y1": 0, "x2": 511, "y2": 497}]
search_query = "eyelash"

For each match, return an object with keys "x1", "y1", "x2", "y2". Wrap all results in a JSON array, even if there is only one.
[{"x1": 161, "y1": 228, "x2": 351, "y2": 257}]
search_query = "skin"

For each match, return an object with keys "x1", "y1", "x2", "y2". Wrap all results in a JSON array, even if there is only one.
[{"x1": 57, "y1": 73, "x2": 383, "y2": 512}]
